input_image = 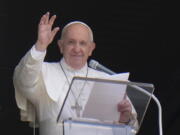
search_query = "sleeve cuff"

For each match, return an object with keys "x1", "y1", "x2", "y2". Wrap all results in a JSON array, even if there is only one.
[{"x1": 30, "y1": 45, "x2": 46, "y2": 60}]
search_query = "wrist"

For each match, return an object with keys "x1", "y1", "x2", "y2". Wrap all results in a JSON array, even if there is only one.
[{"x1": 35, "y1": 41, "x2": 47, "y2": 52}]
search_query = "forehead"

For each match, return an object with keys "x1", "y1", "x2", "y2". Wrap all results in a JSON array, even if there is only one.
[{"x1": 64, "y1": 24, "x2": 91, "y2": 40}]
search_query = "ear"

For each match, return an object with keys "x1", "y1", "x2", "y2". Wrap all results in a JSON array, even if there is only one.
[
  {"x1": 88, "y1": 42, "x2": 96, "y2": 56},
  {"x1": 57, "y1": 40, "x2": 63, "y2": 54}
]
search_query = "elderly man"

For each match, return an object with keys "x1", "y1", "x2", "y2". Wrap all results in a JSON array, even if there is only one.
[{"x1": 13, "y1": 12, "x2": 137, "y2": 135}]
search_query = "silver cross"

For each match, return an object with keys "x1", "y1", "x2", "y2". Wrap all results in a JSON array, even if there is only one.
[{"x1": 71, "y1": 102, "x2": 82, "y2": 117}]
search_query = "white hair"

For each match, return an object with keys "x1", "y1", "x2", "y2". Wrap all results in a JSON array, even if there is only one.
[{"x1": 60, "y1": 21, "x2": 94, "y2": 42}]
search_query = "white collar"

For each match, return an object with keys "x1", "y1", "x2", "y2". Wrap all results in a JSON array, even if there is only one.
[{"x1": 60, "y1": 58, "x2": 88, "y2": 75}]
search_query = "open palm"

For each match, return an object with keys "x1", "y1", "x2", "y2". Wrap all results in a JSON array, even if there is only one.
[{"x1": 36, "y1": 12, "x2": 59, "y2": 51}]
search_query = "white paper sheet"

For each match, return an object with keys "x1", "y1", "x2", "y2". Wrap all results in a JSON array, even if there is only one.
[{"x1": 82, "y1": 72, "x2": 129, "y2": 122}]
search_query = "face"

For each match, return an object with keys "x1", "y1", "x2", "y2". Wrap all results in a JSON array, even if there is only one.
[{"x1": 58, "y1": 24, "x2": 95, "y2": 69}]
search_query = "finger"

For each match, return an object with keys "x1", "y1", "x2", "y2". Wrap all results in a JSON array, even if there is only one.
[
  {"x1": 44, "y1": 12, "x2": 50, "y2": 24},
  {"x1": 118, "y1": 102, "x2": 131, "y2": 112},
  {"x1": 118, "y1": 105, "x2": 130, "y2": 112},
  {"x1": 50, "y1": 27, "x2": 60, "y2": 41},
  {"x1": 39, "y1": 14, "x2": 46, "y2": 25},
  {"x1": 120, "y1": 106, "x2": 131, "y2": 112},
  {"x1": 49, "y1": 15, "x2": 57, "y2": 26},
  {"x1": 119, "y1": 100, "x2": 127, "y2": 106}
]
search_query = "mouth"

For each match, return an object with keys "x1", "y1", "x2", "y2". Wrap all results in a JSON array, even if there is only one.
[{"x1": 71, "y1": 54, "x2": 83, "y2": 58}]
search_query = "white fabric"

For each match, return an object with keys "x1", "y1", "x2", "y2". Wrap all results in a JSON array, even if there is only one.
[
  {"x1": 13, "y1": 45, "x2": 138, "y2": 135},
  {"x1": 13, "y1": 45, "x2": 108, "y2": 121}
]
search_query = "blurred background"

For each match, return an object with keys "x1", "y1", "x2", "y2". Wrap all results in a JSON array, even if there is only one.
[{"x1": 1, "y1": 0, "x2": 179, "y2": 135}]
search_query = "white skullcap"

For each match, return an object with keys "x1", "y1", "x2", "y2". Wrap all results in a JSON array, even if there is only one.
[{"x1": 61, "y1": 21, "x2": 94, "y2": 42}]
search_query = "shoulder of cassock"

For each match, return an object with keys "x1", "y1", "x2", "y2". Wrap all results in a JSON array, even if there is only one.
[{"x1": 13, "y1": 52, "x2": 68, "y2": 123}]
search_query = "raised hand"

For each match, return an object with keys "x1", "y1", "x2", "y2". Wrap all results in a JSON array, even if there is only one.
[{"x1": 35, "y1": 12, "x2": 60, "y2": 51}]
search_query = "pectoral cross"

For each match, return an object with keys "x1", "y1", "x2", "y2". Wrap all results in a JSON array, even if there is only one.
[{"x1": 71, "y1": 102, "x2": 82, "y2": 117}]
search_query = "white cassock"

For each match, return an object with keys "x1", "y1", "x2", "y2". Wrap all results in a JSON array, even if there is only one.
[{"x1": 13, "y1": 45, "x2": 138, "y2": 135}]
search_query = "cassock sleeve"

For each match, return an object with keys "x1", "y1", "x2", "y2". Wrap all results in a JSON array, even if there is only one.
[{"x1": 13, "y1": 45, "x2": 46, "y2": 122}]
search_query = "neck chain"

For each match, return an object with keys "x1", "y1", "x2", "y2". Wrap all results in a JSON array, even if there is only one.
[{"x1": 59, "y1": 62, "x2": 88, "y2": 116}]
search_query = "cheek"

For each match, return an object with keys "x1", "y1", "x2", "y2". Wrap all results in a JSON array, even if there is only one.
[{"x1": 63, "y1": 47, "x2": 72, "y2": 54}]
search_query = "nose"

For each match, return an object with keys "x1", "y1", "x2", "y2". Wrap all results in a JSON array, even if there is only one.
[{"x1": 73, "y1": 44, "x2": 81, "y2": 53}]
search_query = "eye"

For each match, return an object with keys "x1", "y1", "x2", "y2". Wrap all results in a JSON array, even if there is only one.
[
  {"x1": 80, "y1": 41, "x2": 87, "y2": 46},
  {"x1": 67, "y1": 40, "x2": 75, "y2": 45}
]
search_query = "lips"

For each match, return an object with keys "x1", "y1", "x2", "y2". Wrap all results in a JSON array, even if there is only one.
[{"x1": 71, "y1": 54, "x2": 83, "y2": 58}]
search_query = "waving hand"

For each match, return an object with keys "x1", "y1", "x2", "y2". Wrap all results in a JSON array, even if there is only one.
[{"x1": 35, "y1": 12, "x2": 59, "y2": 51}]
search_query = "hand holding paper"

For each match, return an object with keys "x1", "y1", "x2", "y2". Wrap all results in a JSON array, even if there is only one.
[{"x1": 118, "y1": 98, "x2": 132, "y2": 123}]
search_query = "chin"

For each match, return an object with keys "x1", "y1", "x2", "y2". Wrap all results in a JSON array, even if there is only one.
[{"x1": 71, "y1": 62, "x2": 84, "y2": 69}]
